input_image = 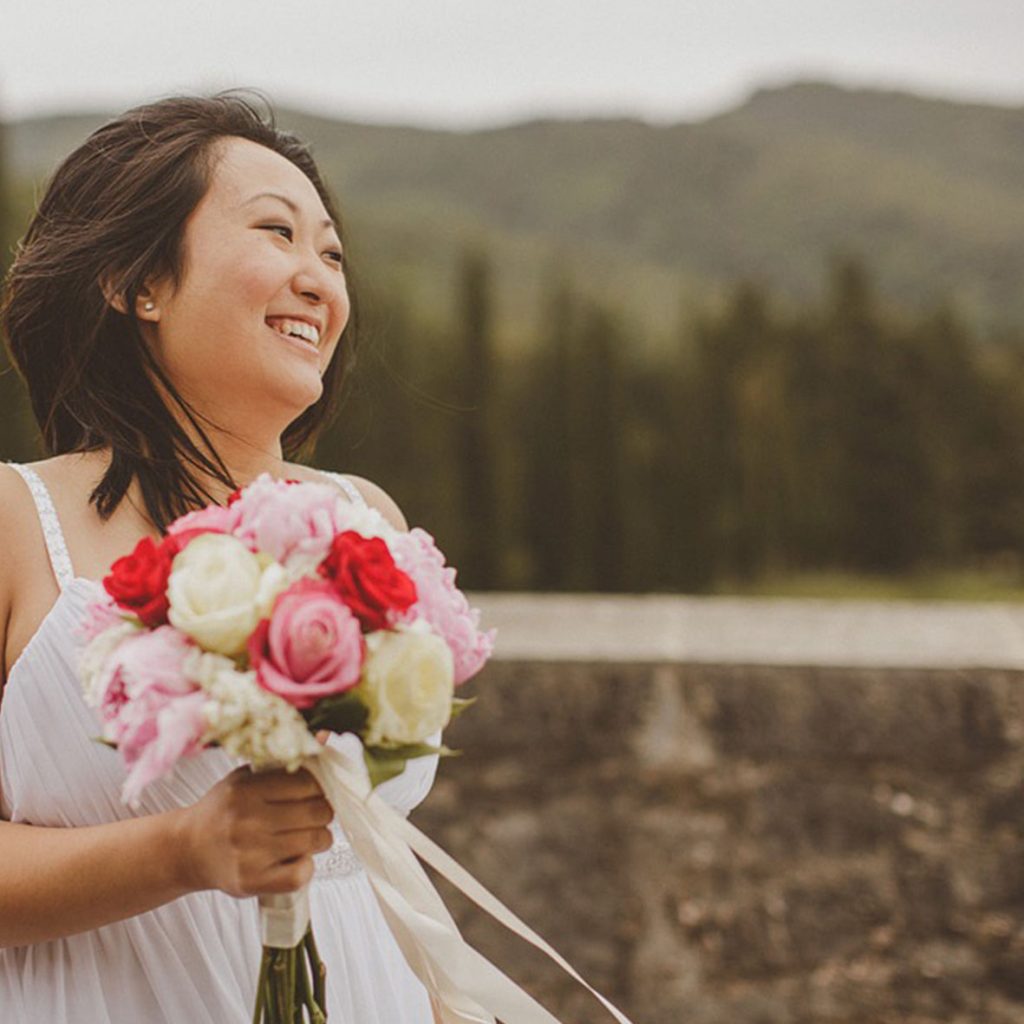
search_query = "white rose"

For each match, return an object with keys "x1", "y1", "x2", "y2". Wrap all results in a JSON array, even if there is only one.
[
  {"x1": 167, "y1": 534, "x2": 285, "y2": 657},
  {"x1": 360, "y1": 620, "x2": 454, "y2": 746}
]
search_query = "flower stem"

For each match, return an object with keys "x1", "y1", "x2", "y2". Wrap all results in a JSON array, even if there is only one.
[
  {"x1": 304, "y1": 926, "x2": 327, "y2": 1012},
  {"x1": 255, "y1": 928, "x2": 328, "y2": 1023},
  {"x1": 253, "y1": 949, "x2": 270, "y2": 1024},
  {"x1": 271, "y1": 949, "x2": 289, "y2": 1021}
]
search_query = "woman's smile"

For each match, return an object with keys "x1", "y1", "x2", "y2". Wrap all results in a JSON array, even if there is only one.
[{"x1": 265, "y1": 319, "x2": 321, "y2": 359}]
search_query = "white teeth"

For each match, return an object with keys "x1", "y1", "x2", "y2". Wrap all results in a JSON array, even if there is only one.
[{"x1": 267, "y1": 317, "x2": 321, "y2": 347}]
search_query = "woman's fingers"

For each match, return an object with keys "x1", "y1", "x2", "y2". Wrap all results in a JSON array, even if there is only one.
[
  {"x1": 267, "y1": 796, "x2": 334, "y2": 833},
  {"x1": 254, "y1": 768, "x2": 325, "y2": 803},
  {"x1": 271, "y1": 827, "x2": 333, "y2": 865},
  {"x1": 261, "y1": 856, "x2": 316, "y2": 895}
]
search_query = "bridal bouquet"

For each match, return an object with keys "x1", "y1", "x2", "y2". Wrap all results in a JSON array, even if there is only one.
[{"x1": 76, "y1": 473, "x2": 494, "y2": 1023}]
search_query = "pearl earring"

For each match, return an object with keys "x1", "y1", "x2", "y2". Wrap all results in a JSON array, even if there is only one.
[{"x1": 143, "y1": 301, "x2": 155, "y2": 312}]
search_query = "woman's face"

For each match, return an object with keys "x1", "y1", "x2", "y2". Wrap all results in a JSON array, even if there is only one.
[{"x1": 140, "y1": 135, "x2": 350, "y2": 433}]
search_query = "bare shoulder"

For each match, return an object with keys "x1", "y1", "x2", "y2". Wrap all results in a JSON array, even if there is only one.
[
  {"x1": 341, "y1": 474, "x2": 410, "y2": 534},
  {"x1": 0, "y1": 462, "x2": 44, "y2": 681}
]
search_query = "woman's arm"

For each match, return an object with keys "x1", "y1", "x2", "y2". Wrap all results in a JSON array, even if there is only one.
[
  {"x1": 0, "y1": 469, "x2": 333, "y2": 947},
  {"x1": 0, "y1": 765, "x2": 333, "y2": 948},
  {"x1": 0, "y1": 809, "x2": 192, "y2": 946},
  {"x1": 0, "y1": 471, "x2": 190, "y2": 945},
  {"x1": 0, "y1": 469, "x2": 410, "y2": 948}
]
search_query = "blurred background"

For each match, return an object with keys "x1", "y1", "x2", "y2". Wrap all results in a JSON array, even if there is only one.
[
  {"x1": 4, "y1": 0, "x2": 1024, "y2": 599},
  {"x1": 3, "y1": 5, "x2": 1024, "y2": 1023}
]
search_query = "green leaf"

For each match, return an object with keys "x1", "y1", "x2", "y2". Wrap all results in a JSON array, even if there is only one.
[
  {"x1": 303, "y1": 692, "x2": 369, "y2": 736},
  {"x1": 368, "y1": 740, "x2": 461, "y2": 758},
  {"x1": 362, "y1": 747, "x2": 409, "y2": 788},
  {"x1": 363, "y1": 742, "x2": 462, "y2": 789},
  {"x1": 449, "y1": 695, "x2": 477, "y2": 720}
]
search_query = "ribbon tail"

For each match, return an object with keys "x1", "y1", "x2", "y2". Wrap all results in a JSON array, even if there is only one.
[{"x1": 308, "y1": 747, "x2": 637, "y2": 1024}]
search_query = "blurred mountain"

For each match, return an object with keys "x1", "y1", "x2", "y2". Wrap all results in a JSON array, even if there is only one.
[{"x1": 8, "y1": 80, "x2": 1024, "y2": 343}]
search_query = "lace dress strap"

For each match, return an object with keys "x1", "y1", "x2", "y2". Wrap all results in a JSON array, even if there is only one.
[
  {"x1": 322, "y1": 471, "x2": 368, "y2": 509},
  {"x1": 5, "y1": 463, "x2": 76, "y2": 590}
]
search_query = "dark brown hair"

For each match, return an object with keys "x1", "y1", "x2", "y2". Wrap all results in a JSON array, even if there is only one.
[{"x1": 0, "y1": 89, "x2": 360, "y2": 531}]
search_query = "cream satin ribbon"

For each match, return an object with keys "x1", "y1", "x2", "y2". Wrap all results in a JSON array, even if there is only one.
[{"x1": 279, "y1": 744, "x2": 639, "y2": 1024}]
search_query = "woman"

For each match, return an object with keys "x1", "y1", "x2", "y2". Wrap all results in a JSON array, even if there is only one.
[{"x1": 0, "y1": 92, "x2": 441, "y2": 1022}]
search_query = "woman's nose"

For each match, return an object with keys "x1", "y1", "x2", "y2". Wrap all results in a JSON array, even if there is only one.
[{"x1": 292, "y1": 251, "x2": 343, "y2": 304}]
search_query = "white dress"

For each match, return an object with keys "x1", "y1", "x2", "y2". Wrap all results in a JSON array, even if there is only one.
[{"x1": 0, "y1": 463, "x2": 439, "y2": 1023}]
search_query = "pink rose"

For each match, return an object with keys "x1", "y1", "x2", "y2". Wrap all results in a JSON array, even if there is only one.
[
  {"x1": 249, "y1": 578, "x2": 364, "y2": 709},
  {"x1": 232, "y1": 474, "x2": 343, "y2": 572},
  {"x1": 389, "y1": 528, "x2": 496, "y2": 686}
]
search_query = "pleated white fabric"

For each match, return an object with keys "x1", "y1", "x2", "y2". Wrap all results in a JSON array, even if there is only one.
[{"x1": 0, "y1": 465, "x2": 440, "y2": 1023}]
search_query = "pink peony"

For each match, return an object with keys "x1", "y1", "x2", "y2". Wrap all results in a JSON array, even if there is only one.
[
  {"x1": 109, "y1": 626, "x2": 198, "y2": 700},
  {"x1": 167, "y1": 502, "x2": 242, "y2": 539},
  {"x1": 249, "y1": 578, "x2": 364, "y2": 709},
  {"x1": 231, "y1": 474, "x2": 343, "y2": 572},
  {"x1": 120, "y1": 691, "x2": 208, "y2": 805},
  {"x1": 388, "y1": 527, "x2": 496, "y2": 686},
  {"x1": 98, "y1": 626, "x2": 208, "y2": 804},
  {"x1": 76, "y1": 595, "x2": 124, "y2": 644}
]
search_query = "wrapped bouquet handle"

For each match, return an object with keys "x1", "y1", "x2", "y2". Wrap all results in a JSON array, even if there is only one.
[
  {"x1": 259, "y1": 878, "x2": 311, "y2": 949},
  {"x1": 307, "y1": 744, "x2": 637, "y2": 1024}
]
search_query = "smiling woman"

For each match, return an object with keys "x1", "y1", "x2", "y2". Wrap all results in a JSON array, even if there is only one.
[
  {"x1": 126, "y1": 135, "x2": 353, "y2": 460},
  {"x1": 1, "y1": 93, "x2": 361, "y2": 532},
  {"x1": 0, "y1": 91, "x2": 439, "y2": 1024}
]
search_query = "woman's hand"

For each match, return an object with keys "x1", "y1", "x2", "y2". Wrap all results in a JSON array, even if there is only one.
[{"x1": 175, "y1": 766, "x2": 334, "y2": 898}]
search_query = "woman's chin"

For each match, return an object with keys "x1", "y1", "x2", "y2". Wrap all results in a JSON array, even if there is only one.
[
  {"x1": 248, "y1": 366, "x2": 324, "y2": 423},
  {"x1": 262, "y1": 328, "x2": 327, "y2": 408},
  {"x1": 277, "y1": 374, "x2": 324, "y2": 414}
]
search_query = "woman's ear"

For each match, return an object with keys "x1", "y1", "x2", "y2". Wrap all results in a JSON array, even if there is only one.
[{"x1": 99, "y1": 276, "x2": 160, "y2": 321}]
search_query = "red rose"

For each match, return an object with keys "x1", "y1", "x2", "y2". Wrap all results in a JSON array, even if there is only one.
[
  {"x1": 318, "y1": 531, "x2": 417, "y2": 631},
  {"x1": 103, "y1": 536, "x2": 175, "y2": 627}
]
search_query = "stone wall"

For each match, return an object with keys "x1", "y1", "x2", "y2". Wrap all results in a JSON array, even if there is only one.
[{"x1": 410, "y1": 595, "x2": 1024, "y2": 1024}]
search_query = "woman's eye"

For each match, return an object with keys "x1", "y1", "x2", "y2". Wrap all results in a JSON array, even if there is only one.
[{"x1": 263, "y1": 225, "x2": 342, "y2": 266}]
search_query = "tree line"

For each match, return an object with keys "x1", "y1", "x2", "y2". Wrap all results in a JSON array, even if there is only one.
[
  {"x1": 317, "y1": 249, "x2": 1024, "y2": 592},
  {"x1": 4, "y1": 137, "x2": 1024, "y2": 592}
]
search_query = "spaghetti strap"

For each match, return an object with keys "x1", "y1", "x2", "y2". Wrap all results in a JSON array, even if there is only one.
[
  {"x1": 5, "y1": 463, "x2": 76, "y2": 590},
  {"x1": 322, "y1": 471, "x2": 368, "y2": 509}
]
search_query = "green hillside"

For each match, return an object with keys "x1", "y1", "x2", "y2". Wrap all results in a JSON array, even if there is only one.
[
  {"x1": 7, "y1": 84, "x2": 1024, "y2": 596},
  {"x1": 8, "y1": 80, "x2": 1024, "y2": 344}
]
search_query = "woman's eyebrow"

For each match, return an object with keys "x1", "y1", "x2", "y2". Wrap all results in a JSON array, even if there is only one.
[{"x1": 242, "y1": 190, "x2": 338, "y2": 232}]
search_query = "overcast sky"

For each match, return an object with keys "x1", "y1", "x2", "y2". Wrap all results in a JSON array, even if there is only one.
[{"x1": 2, "y1": 0, "x2": 1022, "y2": 127}]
